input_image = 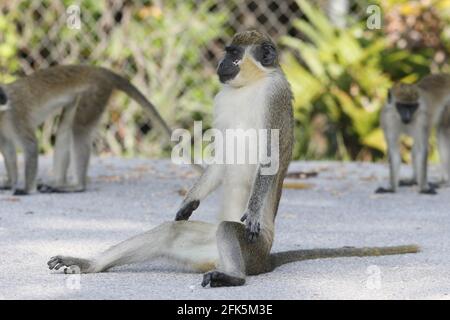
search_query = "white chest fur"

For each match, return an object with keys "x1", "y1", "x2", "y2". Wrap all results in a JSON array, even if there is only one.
[
  {"x1": 213, "y1": 78, "x2": 272, "y2": 221},
  {"x1": 213, "y1": 78, "x2": 269, "y2": 131}
]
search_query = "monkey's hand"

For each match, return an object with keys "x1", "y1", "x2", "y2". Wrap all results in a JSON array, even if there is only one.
[
  {"x1": 175, "y1": 199, "x2": 200, "y2": 221},
  {"x1": 240, "y1": 211, "x2": 260, "y2": 243}
]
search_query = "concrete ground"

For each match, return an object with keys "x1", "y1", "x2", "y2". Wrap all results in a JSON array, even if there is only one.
[{"x1": 0, "y1": 157, "x2": 449, "y2": 300}]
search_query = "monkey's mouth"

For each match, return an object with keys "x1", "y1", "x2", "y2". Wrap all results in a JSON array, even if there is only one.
[
  {"x1": 218, "y1": 71, "x2": 238, "y2": 83},
  {"x1": 401, "y1": 118, "x2": 412, "y2": 124}
]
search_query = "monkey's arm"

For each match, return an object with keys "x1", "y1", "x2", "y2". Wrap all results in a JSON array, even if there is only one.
[
  {"x1": 175, "y1": 164, "x2": 224, "y2": 221},
  {"x1": 241, "y1": 166, "x2": 276, "y2": 242}
]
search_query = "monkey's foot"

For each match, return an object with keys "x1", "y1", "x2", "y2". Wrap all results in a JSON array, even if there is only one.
[
  {"x1": 175, "y1": 200, "x2": 200, "y2": 221},
  {"x1": 201, "y1": 271, "x2": 245, "y2": 288},
  {"x1": 0, "y1": 185, "x2": 11, "y2": 191},
  {"x1": 12, "y1": 189, "x2": 28, "y2": 196},
  {"x1": 47, "y1": 255, "x2": 94, "y2": 274},
  {"x1": 38, "y1": 184, "x2": 84, "y2": 193},
  {"x1": 399, "y1": 180, "x2": 440, "y2": 190},
  {"x1": 419, "y1": 187, "x2": 437, "y2": 195},
  {"x1": 375, "y1": 187, "x2": 395, "y2": 194},
  {"x1": 429, "y1": 182, "x2": 441, "y2": 189}
]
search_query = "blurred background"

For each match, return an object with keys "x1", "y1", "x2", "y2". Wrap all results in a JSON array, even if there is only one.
[{"x1": 1, "y1": 0, "x2": 450, "y2": 163}]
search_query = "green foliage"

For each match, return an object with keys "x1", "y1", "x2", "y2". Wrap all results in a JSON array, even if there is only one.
[
  {"x1": 98, "y1": 0, "x2": 226, "y2": 157},
  {"x1": 1, "y1": 0, "x2": 225, "y2": 157},
  {"x1": 282, "y1": 0, "x2": 390, "y2": 161},
  {"x1": 281, "y1": 0, "x2": 450, "y2": 162},
  {"x1": 0, "y1": 14, "x2": 19, "y2": 82}
]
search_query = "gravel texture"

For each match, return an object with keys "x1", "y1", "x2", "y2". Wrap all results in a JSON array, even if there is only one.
[{"x1": 0, "y1": 156, "x2": 449, "y2": 299}]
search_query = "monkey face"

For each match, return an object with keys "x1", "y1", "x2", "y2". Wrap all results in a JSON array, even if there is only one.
[
  {"x1": 395, "y1": 102, "x2": 419, "y2": 124},
  {"x1": 217, "y1": 45, "x2": 244, "y2": 83},
  {"x1": 217, "y1": 32, "x2": 278, "y2": 87},
  {"x1": 387, "y1": 83, "x2": 420, "y2": 125}
]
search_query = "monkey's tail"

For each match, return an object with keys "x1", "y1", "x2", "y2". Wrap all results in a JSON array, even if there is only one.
[
  {"x1": 106, "y1": 71, "x2": 173, "y2": 141},
  {"x1": 269, "y1": 245, "x2": 420, "y2": 271},
  {"x1": 105, "y1": 69, "x2": 204, "y2": 173}
]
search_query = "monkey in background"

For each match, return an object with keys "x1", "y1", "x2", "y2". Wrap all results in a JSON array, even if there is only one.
[
  {"x1": 48, "y1": 31, "x2": 419, "y2": 287},
  {"x1": 0, "y1": 65, "x2": 173, "y2": 195},
  {"x1": 377, "y1": 74, "x2": 450, "y2": 195}
]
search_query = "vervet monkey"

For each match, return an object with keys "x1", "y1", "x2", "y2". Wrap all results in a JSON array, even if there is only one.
[
  {"x1": 376, "y1": 74, "x2": 450, "y2": 195},
  {"x1": 48, "y1": 31, "x2": 419, "y2": 287},
  {"x1": 0, "y1": 65, "x2": 172, "y2": 195}
]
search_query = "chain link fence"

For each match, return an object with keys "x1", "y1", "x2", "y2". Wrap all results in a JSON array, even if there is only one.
[{"x1": 0, "y1": 0, "x2": 312, "y2": 157}]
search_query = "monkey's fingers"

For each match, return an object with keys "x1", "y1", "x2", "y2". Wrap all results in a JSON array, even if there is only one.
[
  {"x1": 175, "y1": 200, "x2": 200, "y2": 221},
  {"x1": 201, "y1": 271, "x2": 245, "y2": 287},
  {"x1": 47, "y1": 255, "x2": 71, "y2": 271},
  {"x1": 47, "y1": 257, "x2": 60, "y2": 269},
  {"x1": 201, "y1": 272, "x2": 212, "y2": 287},
  {"x1": 240, "y1": 212, "x2": 248, "y2": 222},
  {"x1": 245, "y1": 218, "x2": 261, "y2": 243}
]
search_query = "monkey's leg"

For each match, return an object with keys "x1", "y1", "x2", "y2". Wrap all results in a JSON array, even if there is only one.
[
  {"x1": 376, "y1": 148, "x2": 401, "y2": 193},
  {"x1": 48, "y1": 221, "x2": 219, "y2": 274},
  {"x1": 44, "y1": 124, "x2": 94, "y2": 193},
  {"x1": 39, "y1": 106, "x2": 77, "y2": 193},
  {"x1": 202, "y1": 221, "x2": 272, "y2": 288},
  {"x1": 413, "y1": 130, "x2": 436, "y2": 195},
  {"x1": 437, "y1": 124, "x2": 450, "y2": 186},
  {"x1": 400, "y1": 146, "x2": 419, "y2": 187},
  {"x1": 0, "y1": 138, "x2": 18, "y2": 190},
  {"x1": 13, "y1": 130, "x2": 38, "y2": 195}
]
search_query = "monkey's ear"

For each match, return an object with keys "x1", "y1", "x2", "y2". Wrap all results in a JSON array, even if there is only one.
[
  {"x1": 259, "y1": 43, "x2": 277, "y2": 67},
  {"x1": 0, "y1": 88, "x2": 7, "y2": 105},
  {"x1": 387, "y1": 89, "x2": 392, "y2": 104}
]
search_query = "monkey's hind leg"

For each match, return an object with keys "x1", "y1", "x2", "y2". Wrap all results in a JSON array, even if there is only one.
[
  {"x1": 202, "y1": 221, "x2": 272, "y2": 288},
  {"x1": 38, "y1": 104, "x2": 78, "y2": 193},
  {"x1": 0, "y1": 136, "x2": 18, "y2": 191},
  {"x1": 48, "y1": 221, "x2": 219, "y2": 274},
  {"x1": 437, "y1": 116, "x2": 450, "y2": 187}
]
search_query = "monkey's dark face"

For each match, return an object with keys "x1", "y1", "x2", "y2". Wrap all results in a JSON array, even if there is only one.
[
  {"x1": 387, "y1": 84, "x2": 420, "y2": 125},
  {"x1": 217, "y1": 45, "x2": 245, "y2": 83},
  {"x1": 217, "y1": 41, "x2": 278, "y2": 86},
  {"x1": 395, "y1": 102, "x2": 419, "y2": 124}
]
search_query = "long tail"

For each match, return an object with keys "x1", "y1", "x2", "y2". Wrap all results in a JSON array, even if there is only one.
[
  {"x1": 269, "y1": 244, "x2": 420, "y2": 271},
  {"x1": 106, "y1": 70, "x2": 173, "y2": 140},
  {"x1": 104, "y1": 69, "x2": 204, "y2": 173}
]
